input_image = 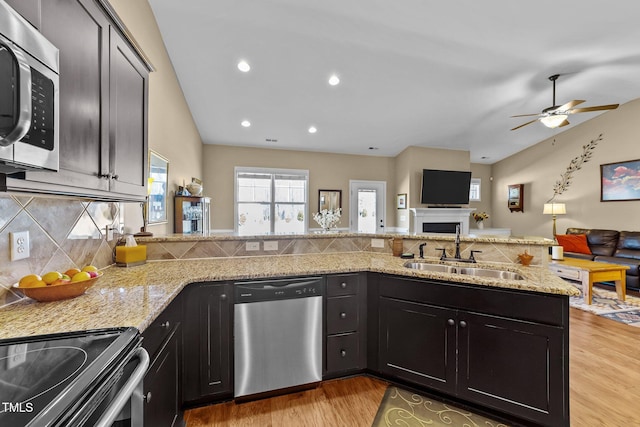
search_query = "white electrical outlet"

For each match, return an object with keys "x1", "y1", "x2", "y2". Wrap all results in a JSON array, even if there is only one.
[
  {"x1": 246, "y1": 241, "x2": 260, "y2": 251},
  {"x1": 7, "y1": 344, "x2": 27, "y2": 369},
  {"x1": 371, "y1": 238, "x2": 385, "y2": 248},
  {"x1": 264, "y1": 241, "x2": 278, "y2": 251},
  {"x1": 10, "y1": 231, "x2": 30, "y2": 261}
]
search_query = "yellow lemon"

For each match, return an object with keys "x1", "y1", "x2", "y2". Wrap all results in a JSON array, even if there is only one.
[
  {"x1": 81, "y1": 265, "x2": 98, "y2": 273},
  {"x1": 71, "y1": 271, "x2": 92, "y2": 282},
  {"x1": 42, "y1": 271, "x2": 63, "y2": 285},
  {"x1": 19, "y1": 274, "x2": 42, "y2": 287}
]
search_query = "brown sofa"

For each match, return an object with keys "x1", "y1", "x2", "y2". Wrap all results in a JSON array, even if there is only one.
[{"x1": 564, "y1": 228, "x2": 640, "y2": 291}]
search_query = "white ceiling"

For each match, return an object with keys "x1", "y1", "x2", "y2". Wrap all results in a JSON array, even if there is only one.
[{"x1": 147, "y1": 0, "x2": 640, "y2": 164}]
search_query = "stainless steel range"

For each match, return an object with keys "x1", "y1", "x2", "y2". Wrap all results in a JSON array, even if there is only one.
[{"x1": 0, "y1": 327, "x2": 148, "y2": 427}]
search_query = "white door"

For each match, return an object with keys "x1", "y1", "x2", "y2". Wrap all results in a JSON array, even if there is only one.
[{"x1": 349, "y1": 180, "x2": 386, "y2": 233}]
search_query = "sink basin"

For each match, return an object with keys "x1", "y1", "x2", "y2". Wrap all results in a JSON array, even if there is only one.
[
  {"x1": 403, "y1": 262, "x2": 457, "y2": 273},
  {"x1": 403, "y1": 262, "x2": 524, "y2": 281},
  {"x1": 456, "y1": 267, "x2": 524, "y2": 281}
]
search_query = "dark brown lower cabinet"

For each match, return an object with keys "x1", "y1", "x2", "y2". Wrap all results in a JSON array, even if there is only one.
[
  {"x1": 182, "y1": 282, "x2": 233, "y2": 405},
  {"x1": 143, "y1": 323, "x2": 183, "y2": 427},
  {"x1": 142, "y1": 293, "x2": 184, "y2": 427},
  {"x1": 375, "y1": 274, "x2": 569, "y2": 427},
  {"x1": 324, "y1": 273, "x2": 367, "y2": 377}
]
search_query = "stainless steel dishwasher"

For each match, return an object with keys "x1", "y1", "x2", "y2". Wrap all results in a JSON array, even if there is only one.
[{"x1": 234, "y1": 276, "x2": 323, "y2": 398}]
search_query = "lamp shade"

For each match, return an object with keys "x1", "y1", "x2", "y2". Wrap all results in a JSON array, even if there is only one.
[{"x1": 543, "y1": 203, "x2": 566, "y2": 215}]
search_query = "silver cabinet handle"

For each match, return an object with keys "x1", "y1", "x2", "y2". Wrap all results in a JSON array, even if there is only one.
[
  {"x1": 459, "y1": 321, "x2": 467, "y2": 328},
  {"x1": 447, "y1": 319, "x2": 455, "y2": 326},
  {"x1": 340, "y1": 312, "x2": 347, "y2": 319},
  {"x1": 144, "y1": 392, "x2": 152, "y2": 403},
  {"x1": 161, "y1": 321, "x2": 170, "y2": 329},
  {"x1": 340, "y1": 350, "x2": 347, "y2": 357},
  {"x1": 340, "y1": 282, "x2": 347, "y2": 289},
  {"x1": 221, "y1": 293, "x2": 227, "y2": 300}
]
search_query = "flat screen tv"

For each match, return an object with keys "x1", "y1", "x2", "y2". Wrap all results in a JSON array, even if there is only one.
[{"x1": 420, "y1": 169, "x2": 472, "y2": 205}]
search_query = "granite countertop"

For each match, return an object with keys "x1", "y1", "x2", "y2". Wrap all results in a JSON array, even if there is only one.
[
  {"x1": 0, "y1": 253, "x2": 578, "y2": 340},
  {"x1": 136, "y1": 231, "x2": 555, "y2": 245}
]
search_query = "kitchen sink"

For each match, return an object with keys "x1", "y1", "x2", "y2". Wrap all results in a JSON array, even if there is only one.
[
  {"x1": 402, "y1": 262, "x2": 457, "y2": 273},
  {"x1": 403, "y1": 262, "x2": 524, "y2": 280},
  {"x1": 456, "y1": 267, "x2": 524, "y2": 281}
]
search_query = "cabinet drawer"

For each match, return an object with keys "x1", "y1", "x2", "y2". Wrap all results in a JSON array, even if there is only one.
[
  {"x1": 142, "y1": 297, "x2": 181, "y2": 359},
  {"x1": 327, "y1": 274, "x2": 359, "y2": 297},
  {"x1": 326, "y1": 296, "x2": 359, "y2": 334},
  {"x1": 326, "y1": 333, "x2": 360, "y2": 373},
  {"x1": 550, "y1": 266, "x2": 582, "y2": 281}
]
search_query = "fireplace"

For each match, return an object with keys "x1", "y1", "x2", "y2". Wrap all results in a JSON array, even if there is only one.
[
  {"x1": 410, "y1": 208, "x2": 475, "y2": 234},
  {"x1": 422, "y1": 222, "x2": 460, "y2": 233}
]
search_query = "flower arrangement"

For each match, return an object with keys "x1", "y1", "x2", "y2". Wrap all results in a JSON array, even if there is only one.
[
  {"x1": 313, "y1": 208, "x2": 342, "y2": 231},
  {"x1": 472, "y1": 212, "x2": 489, "y2": 223}
]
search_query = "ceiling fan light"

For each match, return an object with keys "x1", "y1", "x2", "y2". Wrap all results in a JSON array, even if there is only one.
[{"x1": 540, "y1": 114, "x2": 568, "y2": 128}]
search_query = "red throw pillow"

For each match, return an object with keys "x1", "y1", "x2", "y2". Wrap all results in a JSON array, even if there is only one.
[{"x1": 555, "y1": 234, "x2": 592, "y2": 255}]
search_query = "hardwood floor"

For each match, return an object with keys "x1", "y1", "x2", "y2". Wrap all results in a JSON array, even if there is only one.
[
  {"x1": 184, "y1": 376, "x2": 388, "y2": 426},
  {"x1": 185, "y1": 308, "x2": 640, "y2": 426}
]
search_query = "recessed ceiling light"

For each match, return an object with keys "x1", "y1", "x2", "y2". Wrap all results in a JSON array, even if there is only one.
[
  {"x1": 368, "y1": 147, "x2": 379, "y2": 150},
  {"x1": 237, "y1": 60, "x2": 251, "y2": 72},
  {"x1": 308, "y1": 126, "x2": 317, "y2": 134},
  {"x1": 328, "y1": 74, "x2": 340, "y2": 86},
  {"x1": 241, "y1": 120, "x2": 251, "y2": 127}
]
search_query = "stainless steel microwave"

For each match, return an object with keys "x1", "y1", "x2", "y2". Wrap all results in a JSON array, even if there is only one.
[{"x1": 0, "y1": 0, "x2": 59, "y2": 174}]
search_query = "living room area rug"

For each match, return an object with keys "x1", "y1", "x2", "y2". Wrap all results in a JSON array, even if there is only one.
[
  {"x1": 371, "y1": 386, "x2": 510, "y2": 427},
  {"x1": 569, "y1": 283, "x2": 640, "y2": 327}
]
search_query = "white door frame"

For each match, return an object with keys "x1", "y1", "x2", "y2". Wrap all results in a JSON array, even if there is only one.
[{"x1": 349, "y1": 180, "x2": 386, "y2": 233}]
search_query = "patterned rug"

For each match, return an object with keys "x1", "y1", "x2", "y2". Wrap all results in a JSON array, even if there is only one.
[
  {"x1": 568, "y1": 283, "x2": 640, "y2": 327},
  {"x1": 371, "y1": 386, "x2": 510, "y2": 427}
]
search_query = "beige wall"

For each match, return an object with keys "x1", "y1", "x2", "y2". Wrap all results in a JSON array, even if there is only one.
[
  {"x1": 393, "y1": 146, "x2": 471, "y2": 229},
  {"x1": 109, "y1": 0, "x2": 203, "y2": 235},
  {"x1": 492, "y1": 98, "x2": 640, "y2": 238},
  {"x1": 470, "y1": 163, "x2": 493, "y2": 229},
  {"x1": 203, "y1": 145, "x2": 397, "y2": 230},
  {"x1": 204, "y1": 145, "x2": 474, "y2": 231}
]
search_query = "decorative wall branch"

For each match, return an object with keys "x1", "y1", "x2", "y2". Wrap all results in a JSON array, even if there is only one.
[{"x1": 549, "y1": 133, "x2": 603, "y2": 201}]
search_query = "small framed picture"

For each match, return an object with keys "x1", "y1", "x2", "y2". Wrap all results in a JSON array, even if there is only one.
[{"x1": 396, "y1": 193, "x2": 407, "y2": 209}]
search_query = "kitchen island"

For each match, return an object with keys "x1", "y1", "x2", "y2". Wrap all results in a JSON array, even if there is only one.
[
  {"x1": 0, "y1": 252, "x2": 576, "y2": 339},
  {"x1": 1, "y1": 242, "x2": 576, "y2": 426}
]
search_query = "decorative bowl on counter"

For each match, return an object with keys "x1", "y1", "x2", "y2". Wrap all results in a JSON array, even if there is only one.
[{"x1": 13, "y1": 273, "x2": 102, "y2": 302}]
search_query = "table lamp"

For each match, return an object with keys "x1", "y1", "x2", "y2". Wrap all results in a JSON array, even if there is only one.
[{"x1": 543, "y1": 203, "x2": 566, "y2": 236}]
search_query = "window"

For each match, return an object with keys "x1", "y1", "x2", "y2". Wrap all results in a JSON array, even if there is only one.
[
  {"x1": 469, "y1": 178, "x2": 481, "y2": 202},
  {"x1": 235, "y1": 167, "x2": 309, "y2": 235}
]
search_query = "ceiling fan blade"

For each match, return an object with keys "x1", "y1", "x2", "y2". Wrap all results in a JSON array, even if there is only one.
[
  {"x1": 510, "y1": 119, "x2": 538, "y2": 131},
  {"x1": 510, "y1": 113, "x2": 541, "y2": 118},
  {"x1": 557, "y1": 100, "x2": 585, "y2": 111},
  {"x1": 569, "y1": 104, "x2": 619, "y2": 114},
  {"x1": 558, "y1": 119, "x2": 570, "y2": 127}
]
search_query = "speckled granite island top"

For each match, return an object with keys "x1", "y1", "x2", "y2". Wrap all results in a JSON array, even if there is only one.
[{"x1": 0, "y1": 253, "x2": 578, "y2": 339}]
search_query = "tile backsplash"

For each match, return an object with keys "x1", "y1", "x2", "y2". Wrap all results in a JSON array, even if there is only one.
[{"x1": 0, "y1": 195, "x2": 121, "y2": 307}]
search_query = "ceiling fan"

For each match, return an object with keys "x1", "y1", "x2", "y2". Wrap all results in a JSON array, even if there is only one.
[{"x1": 510, "y1": 74, "x2": 619, "y2": 131}]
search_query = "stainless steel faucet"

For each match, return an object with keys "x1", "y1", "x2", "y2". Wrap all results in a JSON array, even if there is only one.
[{"x1": 454, "y1": 224, "x2": 461, "y2": 259}]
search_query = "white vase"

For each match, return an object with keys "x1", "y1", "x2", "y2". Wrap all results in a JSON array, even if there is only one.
[{"x1": 477, "y1": 222, "x2": 484, "y2": 229}]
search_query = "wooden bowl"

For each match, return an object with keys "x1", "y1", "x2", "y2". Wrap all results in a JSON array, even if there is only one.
[{"x1": 13, "y1": 273, "x2": 102, "y2": 302}]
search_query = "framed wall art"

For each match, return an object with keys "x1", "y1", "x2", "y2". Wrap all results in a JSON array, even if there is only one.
[
  {"x1": 396, "y1": 193, "x2": 407, "y2": 209},
  {"x1": 601, "y1": 159, "x2": 640, "y2": 202}
]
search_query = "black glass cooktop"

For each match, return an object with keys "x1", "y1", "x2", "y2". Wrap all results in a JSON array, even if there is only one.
[{"x1": 0, "y1": 327, "x2": 140, "y2": 426}]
